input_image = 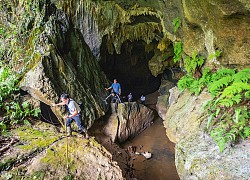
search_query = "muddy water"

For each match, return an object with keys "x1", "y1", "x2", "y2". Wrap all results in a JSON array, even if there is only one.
[{"x1": 122, "y1": 117, "x2": 180, "y2": 180}]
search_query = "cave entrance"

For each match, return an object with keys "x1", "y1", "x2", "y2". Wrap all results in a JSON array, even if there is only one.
[{"x1": 99, "y1": 38, "x2": 161, "y2": 100}]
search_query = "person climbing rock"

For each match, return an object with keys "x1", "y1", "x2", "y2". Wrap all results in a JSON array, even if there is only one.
[
  {"x1": 105, "y1": 79, "x2": 121, "y2": 96},
  {"x1": 52, "y1": 93, "x2": 88, "y2": 138}
]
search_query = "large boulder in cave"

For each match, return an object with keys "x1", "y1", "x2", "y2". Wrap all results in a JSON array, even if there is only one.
[
  {"x1": 103, "y1": 102, "x2": 154, "y2": 143},
  {"x1": 175, "y1": 132, "x2": 250, "y2": 179},
  {"x1": 163, "y1": 87, "x2": 211, "y2": 143},
  {"x1": 19, "y1": 6, "x2": 110, "y2": 128},
  {"x1": 163, "y1": 87, "x2": 250, "y2": 179}
]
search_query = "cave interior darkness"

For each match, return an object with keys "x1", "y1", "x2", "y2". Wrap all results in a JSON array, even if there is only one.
[{"x1": 99, "y1": 38, "x2": 163, "y2": 101}]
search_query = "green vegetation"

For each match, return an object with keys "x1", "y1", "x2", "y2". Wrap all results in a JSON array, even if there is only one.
[
  {"x1": 209, "y1": 50, "x2": 222, "y2": 60},
  {"x1": 15, "y1": 125, "x2": 58, "y2": 150},
  {"x1": 0, "y1": 0, "x2": 43, "y2": 135},
  {"x1": 0, "y1": 67, "x2": 40, "y2": 135},
  {"x1": 172, "y1": 17, "x2": 181, "y2": 33},
  {"x1": 0, "y1": 0, "x2": 43, "y2": 71},
  {"x1": 172, "y1": 17, "x2": 183, "y2": 64},
  {"x1": 173, "y1": 41, "x2": 183, "y2": 63},
  {"x1": 183, "y1": 52, "x2": 205, "y2": 76},
  {"x1": 178, "y1": 66, "x2": 250, "y2": 151}
]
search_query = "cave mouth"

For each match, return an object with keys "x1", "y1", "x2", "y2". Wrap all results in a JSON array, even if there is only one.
[{"x1": 99, "y1": 38, "x2": 162, "y2": 101}]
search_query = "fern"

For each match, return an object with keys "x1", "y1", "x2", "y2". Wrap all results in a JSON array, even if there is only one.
[
  {"x1": 173, "y1": 41, "x2": 183, "y2": 63},
  {"x1": 210, "y1": 125, "x2": 228, "y2": 152},
  {"x1": 178, "y1": 67, "x2": 250, "y2": 152},
  {"x1": 243, "y1": 126, "x2": 250, "y2": 137},
  {"x1": 245, "y1": 91, "x2": 250, "y2": 98},
  {"x1": 221, "y1": 82, "x2": 250, "y2": 98},
  {"x1": 210, "y1": 68, "x2": 236, "y2": 82},
  {"x1": 172, "y1": 17, "x2": 181, "y2": 33},
  {"x1": 207, "y1": 113, "x2": 215, "y2": 129},
  {"x1": 208, "y1": 50, "x2": 222, "y2": 60},
  {"x1": 218, "y1": 98, "x2": 234, "y2": 108},
  {"x1": 208, "y1": 76, "x2": 233, "y2": 96},
  {"x1": 183, "y1": 52, "x2": 205, "y2": 75},
  {"x1": 232, "y1": 69, "x2": 250, "y2": 83},
  {"x1": 177, "y1": 75, "x2": 194, "y2": 91}
]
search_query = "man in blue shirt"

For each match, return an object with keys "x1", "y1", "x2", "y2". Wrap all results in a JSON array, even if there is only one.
[{"x1": 105, "y1": 79, "x2": 121, "y2": 96}]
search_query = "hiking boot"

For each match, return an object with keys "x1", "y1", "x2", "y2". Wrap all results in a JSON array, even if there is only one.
[
  {"x1": 84, "y1": 132, "x2": 89, "y2": 139},
  {"x1": 80, "y1": 130, "x2": 89, "y2": 139},
  {"x1": 67, "y1": 127, "x2": 72, "y2": 137}
]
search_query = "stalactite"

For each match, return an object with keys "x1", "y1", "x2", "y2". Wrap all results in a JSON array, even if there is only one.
[{"x1": 57, "y1": 0, "x2": 164, "y2": 55}]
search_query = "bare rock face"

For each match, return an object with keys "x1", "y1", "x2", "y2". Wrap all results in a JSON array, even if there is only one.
[
  {"x1": 182, "y1": 0, "x2": 250, "y2": 68},
  {"x1": 175, "y1": 132, "x2": 250, "y2": 180},
  {"x1": 156, "y1": 80, "x2": 176, "y2": 120},
  {"x1": 103, "y1": 102, "x2": 154, "y2": 143},
  {"x1": 163, "y1": 87, "x2": 211, "y2": 143}
]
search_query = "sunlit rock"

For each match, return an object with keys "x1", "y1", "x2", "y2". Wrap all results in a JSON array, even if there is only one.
[
  {"x1": 0, "y1": 122, "x2": 123, "y2": 180},
  {"x1": 176, "y1": 132, "x2": 250, "y2": 179},
  {"x1": 163, "y1": 87, "x2": 211, "y2": 143}
]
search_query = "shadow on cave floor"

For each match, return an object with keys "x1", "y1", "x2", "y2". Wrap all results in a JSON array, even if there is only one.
[{"x1": 88, "y1": 111, "x2": 135, "y2": 179}]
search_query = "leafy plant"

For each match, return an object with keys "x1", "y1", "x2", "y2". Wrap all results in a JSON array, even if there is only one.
[
  {"x1": 208, "y1": 50, "x2": 222, "y2": 60},
  {"x1": 0, "y1": 67, "x2": 40, "y2": 135},
  {"x1": 178, "y1": 67, "x2": 250, "y2": 152},
  {"x1": 173, "y1": 41, "x2": 183, "y2": 63},
  {"x1": 178, "y1": 67, "x2": 212, "y2": 95},
  {"x1": 172, "y1": 17, "x2": 181, "y2": 33},
  {"x1": 0, "y1": 0, "x2": 43, "y2": 72},
  {"x1": 183, "y1": 51, "x2": 205, "y2": 76}
]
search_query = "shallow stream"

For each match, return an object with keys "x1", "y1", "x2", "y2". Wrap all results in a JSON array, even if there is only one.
[{"x1": 122, "y1": 117, "x2": 180, "y2": 180}]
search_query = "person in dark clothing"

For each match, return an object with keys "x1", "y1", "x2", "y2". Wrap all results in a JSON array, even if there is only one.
[{"x1": 52, "y1": 93, "x2": 88, "y2": 138}]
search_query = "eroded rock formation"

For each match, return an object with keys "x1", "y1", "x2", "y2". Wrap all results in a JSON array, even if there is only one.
[
  {"x1": 103, "y1": 102, "x2": 154, "y2": 143},
  {"x1": 20, "y1": 3, "x2": 110, "y2": 128},
  {"x1": 159, "y1": 87, "x2": 250, "y2": 179}
]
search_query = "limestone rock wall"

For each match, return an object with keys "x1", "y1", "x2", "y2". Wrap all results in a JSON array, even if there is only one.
[
  {"x1": 159, "y1": 87, "x2": 250, "y2": 179},
  {"x1": 176, "y1": 132, "x2": 250, "y2": 180},
  {"x1": 163, "y1": 87, "x2": 211, "y2": 143},
  {"x1": 182, "y1": 0, "x2": 250, "y2": 68},
  {"x1": 20, "y1": 3, "x2": 110, "y2": 128}
]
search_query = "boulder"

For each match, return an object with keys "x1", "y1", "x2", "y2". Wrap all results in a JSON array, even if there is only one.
[
  {"x1": 176, "y1": 132, "x2": 250, "y2": 180},
  {"x1": 164, "y1": 87, "x2": 250, "y2": 179},
  {"x1": 19, "y1": 6, "x2": 110, "y2": 129},
  {"x1": 163, "y1": 87, "x2": 211, "y2": 143},
  {"x1": 103, "y1": 102, "x2": 154, "y2": 143},
  {"x1": 0, "y1": 121, "x2": 123, "y2": 180}
]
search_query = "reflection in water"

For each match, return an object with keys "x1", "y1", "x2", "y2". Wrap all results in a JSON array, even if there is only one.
[{"x1": 122, "y1": 117, "x2": 180, "y2": 180}]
